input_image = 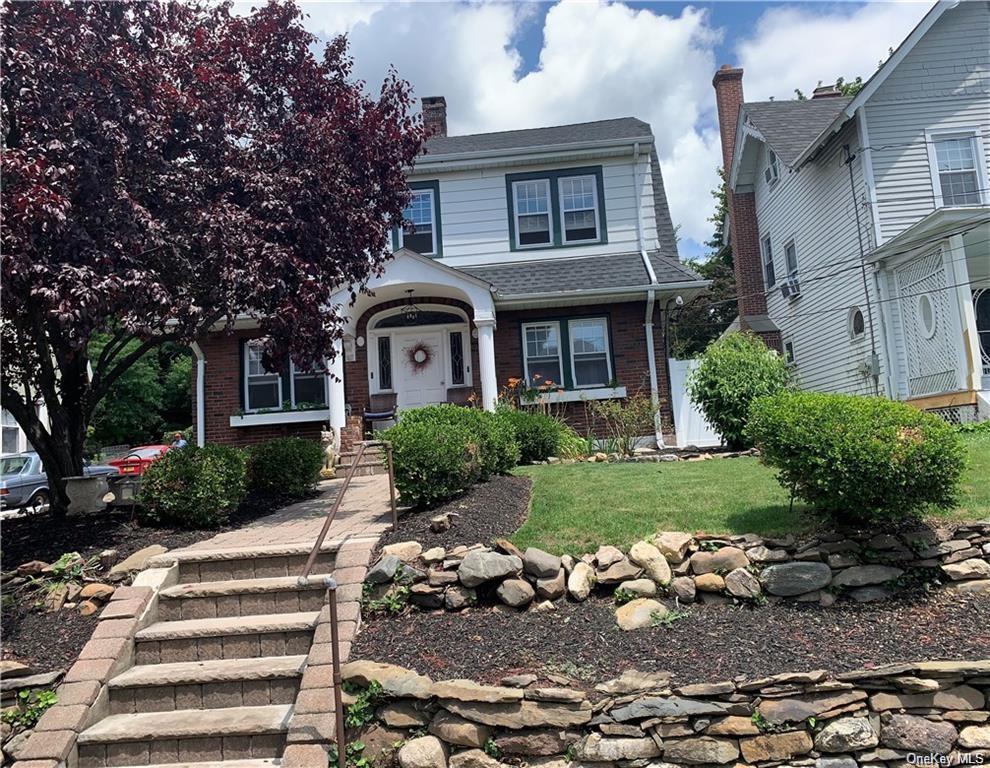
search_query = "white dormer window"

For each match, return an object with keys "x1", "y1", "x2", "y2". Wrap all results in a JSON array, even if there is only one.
[
  {"x1": 927, "y1": 131, "x2": 988, "y2": 208},
  {"x1": 764, "y1": 149, "x2": 780, "y2": 185}
]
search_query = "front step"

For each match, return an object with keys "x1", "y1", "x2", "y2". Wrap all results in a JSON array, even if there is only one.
[
  {"x1": 149, "y1": 543, "x2": 341, "y2": 584},
  {"x1": 158, "y1": 577, "x2": 331, "y2": 621},
  {"x1": 110, "y1": 762, "x2": 281, "y2": 768},
  {"x1": 108, "y1": 656, "x2": 307, "y2": 714},
  {"x1": 77, "y1": 705, "x2": 292, "y2": 767},
  {"x1": 135, "y1": 612, "x2": 319, "y2": 664},
  {"x1": 337, "y1": 448, "x2": 387, "y2": 477}
]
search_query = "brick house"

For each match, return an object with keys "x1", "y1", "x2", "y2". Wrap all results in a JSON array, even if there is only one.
[{"x1": 193, "y1": 100, "x2": 708, "y2": 450}]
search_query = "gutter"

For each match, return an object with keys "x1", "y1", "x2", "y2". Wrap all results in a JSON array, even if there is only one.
[
  {"x1": 493, "y1": 279, "x2": 709, "y2": 304},
  {"x1": 411, "y1": 134, "x2": 655, "y2": 169},
  {"x1": 191, "y1": 342, "x2": 206, "y2": 447}
]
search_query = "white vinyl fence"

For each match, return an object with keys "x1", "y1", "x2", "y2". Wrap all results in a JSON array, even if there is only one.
[{"x1": 668, "y1": 358, "x2": 722, "y2": 448}]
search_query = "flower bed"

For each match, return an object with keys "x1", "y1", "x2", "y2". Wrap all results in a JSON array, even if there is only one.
[{"x1": 341, "y1": 657, "x2": 990, "y2": 766}]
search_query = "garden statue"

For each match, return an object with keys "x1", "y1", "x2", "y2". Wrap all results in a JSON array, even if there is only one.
[{"x1": 320, "y1": 426, "x2": 337, "y2": 479}]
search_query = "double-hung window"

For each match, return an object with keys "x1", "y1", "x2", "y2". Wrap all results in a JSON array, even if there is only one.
[
  {"x1": 558, "y1": 175, "x2": 600, "y2": 243},
  {"x1": 513, "y1": 180, "x2": 553, "y2": 247},
  {"x1": 761, "y1": 235, "x2": 776, "y2": 288},
  {"x1": 784, "y1": 240, "x2": 799, "y2": 277},
  {"x1": 401, "y1": 188, "x2": 438, "y2": 255},
  {"x1": 290, "y1": 363, "x2": 328, "y2": 408},
  {"x1": 2, "y1": 409, "x2": 20, "y2": 455},
  {"x1": 522, "y1": 323, "x2": 563, "y2": 386},
  {"x1": 764, "y1": 149, "x2": 780, "y2": 185},
  {"x1": 568, "y1": 318, "x2": 611, "y2": 387},
  {"x1": 245, "y1": 342, "x2": 282, "y2": 412},
  {"x1": 931, "y1": 132, "x2": 986, "y2": 207}
]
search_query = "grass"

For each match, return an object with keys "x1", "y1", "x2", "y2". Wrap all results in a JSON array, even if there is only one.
[{"x1": 512, "y1": 432, "x2": 990, "y2": 555}]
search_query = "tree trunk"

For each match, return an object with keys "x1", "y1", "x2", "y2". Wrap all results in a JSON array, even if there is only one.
[{"x1": 29, "y1": 406, "x2": 87, "y2": 519}]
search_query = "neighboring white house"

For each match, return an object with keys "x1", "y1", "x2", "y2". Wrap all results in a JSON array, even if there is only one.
[
  {"x1": 714, "y1": 0, "x2": 990, "y2": 422},
  {"x1": 1, "y1": 404, "x2": 48, "y2": 455}
]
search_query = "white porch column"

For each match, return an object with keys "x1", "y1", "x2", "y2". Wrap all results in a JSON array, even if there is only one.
[
  {"x1": 475, "y1": 319, "x2": 498, "y2": 412},
  {"x1": 329, "y1": 338, "x2": 346, "y2": 433},
  {"x1": 946, "y1": 234, "x2": 981, "y2": 392}
]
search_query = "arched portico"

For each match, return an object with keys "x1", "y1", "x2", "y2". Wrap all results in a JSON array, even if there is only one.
[{"x1": 328, "y1": 249, "x2": 498, "y2": 434}]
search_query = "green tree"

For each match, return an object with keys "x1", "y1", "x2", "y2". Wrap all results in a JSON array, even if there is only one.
[
  {"x1": 670, "y1": 168, "x2": 738, "y2": 358},
  {"x1": 88, "y1": 336, "x2": 164, "y2": 448},
  {"x1": 795, "y1": 75, "x2": 864, "y2": 100}
]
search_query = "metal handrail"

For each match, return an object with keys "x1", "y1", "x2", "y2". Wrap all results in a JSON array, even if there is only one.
[{"x1": 296, "y1": 438, "x2": 398, "y2": 768}]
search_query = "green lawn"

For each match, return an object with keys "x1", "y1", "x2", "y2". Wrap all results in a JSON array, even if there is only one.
[{"x1": 512, "y1": 432, "x2": 990, "y2": 555}]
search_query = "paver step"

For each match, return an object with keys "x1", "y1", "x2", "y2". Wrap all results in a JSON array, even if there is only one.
[
  {"x1": 158, "y1": 577, "x2": 329, "y2": 621},
  {"x1": 110, "y1": 655, "x2": 307, "y2": 689},
  {"x1": 112, "y1": 762, "x2": 281, "y2": 768},
  {"x1": 149, "y1": 543, "x2": 340, "y2": 584},
  {"x1": 134, "y1": 613, "x2": 318, "y2": 664}
]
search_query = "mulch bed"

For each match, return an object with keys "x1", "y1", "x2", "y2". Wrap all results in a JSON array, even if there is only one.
[
  {"x1": 377, "y1": 475, "x2": 531, "y2": 554},
  {"x1": 351, "y1": 591, "x2": 990, "y2": 688},
  {"x1": 0, "y1": 490, "x2": 308, "y2": 673}
]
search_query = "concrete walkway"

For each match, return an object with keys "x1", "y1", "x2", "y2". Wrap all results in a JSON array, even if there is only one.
[{"x1": 66, "y1": 476, "x2": 395, "y2": 768}]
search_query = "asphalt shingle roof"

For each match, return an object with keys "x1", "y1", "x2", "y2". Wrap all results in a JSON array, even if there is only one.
[
  {"x1": 423, "y1": 118, "x2": 654, "y2": 156},
  {"x1": 743, "y1": 97, "x2": 852, "y2": 166},
  {"x1": 461, "y1": 251, "x2": 702, "y2": 298}
]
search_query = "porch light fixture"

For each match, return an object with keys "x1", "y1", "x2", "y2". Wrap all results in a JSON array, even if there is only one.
[{"x1": 402, "y1": 289, "x2": 420, "y2": 323}]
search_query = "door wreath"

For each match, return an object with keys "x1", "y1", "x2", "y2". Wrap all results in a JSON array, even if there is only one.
[{"x1": 405, "y1": 341, "x2": 433, "y2": 374}]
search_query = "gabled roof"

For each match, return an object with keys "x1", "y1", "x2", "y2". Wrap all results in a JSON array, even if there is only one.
[
  {"x1": 461, "y1": 250, "x2": 703, "y2": 300},
  {"x1": 742, "y1": 97, "x2": 853, "y2": 167},
  {"x1": 423, "y1": 118, "x2": 654, "y2": 157}
]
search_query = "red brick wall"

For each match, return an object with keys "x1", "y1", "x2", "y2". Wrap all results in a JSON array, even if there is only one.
[{"x1": 493, "y1": 301, "x2": 673, "y2": 436}]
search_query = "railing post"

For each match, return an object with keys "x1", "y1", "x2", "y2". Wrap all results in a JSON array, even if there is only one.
[
  {"x1": 384, "y1": 442, "x2": 398, "y2": 531},
  {"x1": 325, "y1": 577, "x2": 346, "y2": 768}
]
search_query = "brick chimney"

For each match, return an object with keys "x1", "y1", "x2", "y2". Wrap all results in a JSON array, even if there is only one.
[
  {"x1": 812, "y1": 84, "x2": 843, "y2": 99},
  {"x1": 712, "y1": 65, "x2": 780, "y2": 349},
  {"x1": 422, "y1": 96, "x2": 447, "y2": 138}
]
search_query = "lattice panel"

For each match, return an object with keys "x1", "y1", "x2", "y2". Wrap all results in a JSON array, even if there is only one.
[
  {"x1": 895, "y1": 248, "x2": 957, "y2": 397},
  {"x1": 927, "y1": 404, "x2": 979, "y2": 425}
]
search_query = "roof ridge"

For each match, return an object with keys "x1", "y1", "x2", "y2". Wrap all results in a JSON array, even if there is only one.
[{"x1": 432, "y1": 116, "x2": 652, "y2": 142}]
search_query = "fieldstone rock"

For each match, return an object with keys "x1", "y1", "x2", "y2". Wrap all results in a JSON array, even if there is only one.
[
  {"x1": 594, "y1": 669, "x2": 671, "y2": 695},
  {"x1": 422, "y1": 547, "x2": 446, "y2": 564},
  {"x1": 108, "y1": 544, "x2": 168, "y2": 579},
  {"x1": 724, "y1": 567, "x2": 761, "y2": 599},
  {"x1": 615, "y1": 598, "x2": 666, "y2": 630},
  {"x1": 758, "y1": 691, "x2": 867, "y2": 725},
  {"x1": 848, "y1": 585, "x2": 892, "y2": 602},
  {"x1": 536, "y1": 569, "x2": 566, "y2": 600},
  {"x1": 611, "y1": 696, "x2": 727, "y2": 721},
  {"x1": 430, "y1": 514, "x2": 452, "y2": 533},
  {"x1": 689, "y1": 546, "x2": 749, "y2": 575},
  {"x1": 670, "y1": 575, "x2": 696, "y2": 602},
  {"x1": 814, "y1": 717, "x2": 879, "y2": 752},
  {"x1": 448, "y1": 750, "x2": 500, "y2": 768},
  {"x1": 384, "y1": 541, "x2": 424, "y2": 563},
  {"x1": 760, "y1": 562, "x2": 832, "y2": 596},
  {"x1": 560, "y1": 555, "x2": 575, "y2": 573},
  {"x1": 617, "y1": 578, "x2": 656, "y2": 597},
  {"x1": 629, "y1": 541, "x2": 672, "y2": 584},
  {"x1": 341, "y1": 660, "x2": 433, "y2": 699},
  {"x1": 567, "y1": 562, "x2": 596, "y2": 600},
  {"x1": 523, "y1": 548, "x2": 561, "y2": 579},
  {"x1": 398, "y1": 735, "x2": 448, "y2": 768},
  {"x1": 574, "y1": 733, "x2": 661, "y2": 761},
  {"x1": 694, "y1": 573, "x2": 724, "y2": 592},
  {"x1": 882, "y1": 713, "x2": 957, "y2": 754},
  {"x1": 410, "y1": 583, "x2": 444, "y2": 609},
  {"x1": 663, "y1": 736, "x2": 739, "y2": 764},
  {"x1": 869, "y1": 685, "x2": 984, "y2": 711},
  {"x1": 79, "y1": 599, "x2": 100, "y2": 616},
  {"x1": 429, "y1": 710, "x2": 492, "y2": 747},
  {"x1": 445, "y1": 586, "x2": 475, "y2": 611},
  {"x1": 831, "y1": 565, "x2": 903, "y2": 588},
  {"x1": 942, "y1": 558, "x2": 990, "y2": 581},
  {"x1": 0, "y1": 661, "x2": 32, "y2": 678},
  {"x1": 501, "y1": 674, "x2": 537, "y2": 688},
  {"x1": 496, "y1": 578, "x2": 535, "y2": 608},
  {"x1": 440, "y1": 699, "x2": 592, "y2": 730},
  {"x1": 458, "y1": 552, "x2": 522, "y2": 588},
  {"x1": 494, "y1": 539, "x2": 524, "y2": 559},
  {"x1": 16, "y1": 560, "x2": 48, "y2": 576},
  {"x1": 381, "y1": 702, "x2": 432, "y2": 728},
  {"x1": 959, "y1": 724, "x2": 990, "y2": 748},
  {"x1": 746, "y1": 545, "x2": 789, "y2": 563},
  {"x1": 947, "y1": 578, "x2": 990, "y2": 593},
  {"x1": 740, "y1": 730, "x2": 813, "y2": 762},
  {"x1": 654, "y1": 532, "x2": 693, "y2": 563},
  {"x1": 366, "y1": 555, "x2": 401, "y2": 584},
  {"x1": 79, "y1": 582, "x2": 115, "y2": 601},
  {"x1": 706, "y1": 716, "x2": 761, "y2": 736},
  {"x1": 495, "y1": 728, "x2": 580, "y2": 755},
  {"x1": 597, "y1": 558, "x2": 641, "y2": 585},
  {"x1": 429, "y1": 680, "x2": 523, "y2": 704},
  {"x1": 595, "y1": 545, "x2": 625, "y2": 568},
  {"x1": 816, "y1": 758, "x2": 857, "y2": 768}
]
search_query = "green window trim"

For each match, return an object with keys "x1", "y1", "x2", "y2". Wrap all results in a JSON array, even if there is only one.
[
  {"x1": 392, "y1": 179, "x2": 443, "y2": 258},
  {"x1": 505, "y1": 166, "x2": 608, "y2": 252},
  {"x1": 519, "y1": 314, "x2": 616, "y2": 391}
]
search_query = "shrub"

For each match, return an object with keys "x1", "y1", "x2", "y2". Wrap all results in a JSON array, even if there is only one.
[
  {"x1": 140, "y1": 444, "x2": 247, "y2": 528},
  {"x1": 496, "y1": 407, "x2": 563, "y2": 463},
  {"x1": 586, "y1": 393, "x2": 658, "y2": 456},
  {"x1": 247, "y1": 437, "x2": 325, "y2": 498},
  {"x1": 687, "y1": 332, "x2": 791, "y2": 449},
  {"x1": 746, "y1": 391, "x2": 966, "y2": 523},
  {"x1": 384, "y1": 404, "x2": 520, "y2": 507}
]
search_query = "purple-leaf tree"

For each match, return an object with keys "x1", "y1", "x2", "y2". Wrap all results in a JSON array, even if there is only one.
[{"x1": 1, "y1": 1, "x2": 425, "y2": 516}]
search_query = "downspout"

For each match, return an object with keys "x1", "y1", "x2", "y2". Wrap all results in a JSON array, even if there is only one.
[
  {"x1": 633, "y1": 141, "x2": 665, "y2": 449},
  {"x1": 191, "y1": 342, "x2": 206, "y2": 447}
]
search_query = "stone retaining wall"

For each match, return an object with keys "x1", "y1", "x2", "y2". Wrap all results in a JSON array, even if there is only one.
[
  {"x1": 343, "y1": 658, "x2": 990, "y2": 767},
  {"x1": 365, "y1": 523, "x2": 990, "y2": 627}
]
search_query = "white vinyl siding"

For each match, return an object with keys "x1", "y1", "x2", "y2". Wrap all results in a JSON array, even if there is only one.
[{"x1": 409, "y1": 154, "x2": 661, "y2": 267}]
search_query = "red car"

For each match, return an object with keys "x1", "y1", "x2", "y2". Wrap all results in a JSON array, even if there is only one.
[{"x1": 107, "y1": 445, "x2": 170, "y2": 477}]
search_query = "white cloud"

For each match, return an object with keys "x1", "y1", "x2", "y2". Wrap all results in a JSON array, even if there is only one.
[{"x1": 735, "y1": 2, "x2": 929, "y2": 102}]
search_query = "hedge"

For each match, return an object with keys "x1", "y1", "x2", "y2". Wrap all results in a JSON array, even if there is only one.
[{"x1": 140, "y1": 444, "x2": 247, "y2": 528}]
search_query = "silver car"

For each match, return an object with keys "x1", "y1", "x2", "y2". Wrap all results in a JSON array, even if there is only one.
[{"x1": 0, "y1": 452, "x2": 119, "y2": 514}]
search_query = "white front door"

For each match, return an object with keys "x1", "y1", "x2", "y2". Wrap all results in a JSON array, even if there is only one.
[{"x1": 394, "y1": 331, "x2": 446, "y2": 409}]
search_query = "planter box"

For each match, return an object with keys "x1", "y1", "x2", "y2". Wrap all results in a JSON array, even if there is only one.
[
  {"x1": 533, "y1": 386, "x2": 627, "y2": 404},
  {"x1": 229, "y1": 409, "x2": 332, "y2": 428}
]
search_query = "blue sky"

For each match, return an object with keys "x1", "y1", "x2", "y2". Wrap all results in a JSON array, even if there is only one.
[{"x1": 289, "y1": 1, "x2": 930, "y2": 260}]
